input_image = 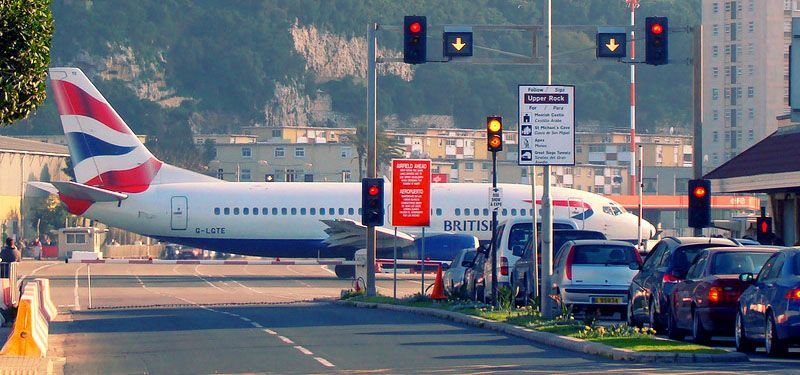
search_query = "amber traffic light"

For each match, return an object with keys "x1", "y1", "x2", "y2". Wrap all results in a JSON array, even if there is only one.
[{"x1": 487, "y1": 116, "x2": 503, "y2": 152}]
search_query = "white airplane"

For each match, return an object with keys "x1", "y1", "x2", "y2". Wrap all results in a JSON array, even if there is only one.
[{"x1": 32, "y1": 68, "x2": 655, "y2": 277}]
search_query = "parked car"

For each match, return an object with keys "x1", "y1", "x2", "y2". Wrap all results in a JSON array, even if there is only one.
[
  {"x1": 736, "y1": 248, "x2": 800, "y2": 356},
  {"x1": 667, "y1": 247, "x2": 778, "y2": 342},
  {"x1": 443, "y1": 249, "x2": 481, "y2": 296},
  {"x1": 479, "y1": 218, "x2": 578, "y2": 302},
  {"x1": 627, "y1": 237, "x2": 739, "y2": 330},
  {"x1": 465, "y1": 251, "x2": 486, "y2": 302},
  {"x1": 552, "y1": 240, "x2": 642, "y2": 318},
  {"x1": 511, "y1": 229, "x2": 607, "y2": 305}
]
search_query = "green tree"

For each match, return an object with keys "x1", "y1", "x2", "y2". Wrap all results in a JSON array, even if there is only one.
[
  {"x1": 28, "y1": 195, "x2": 68, "y2": 238},
  {"x1": 0, "y1": 0, "x2": 54, "y2": 125},
  {"x1": 348, "y1": 122, "x2": 404, "y2": 179}
]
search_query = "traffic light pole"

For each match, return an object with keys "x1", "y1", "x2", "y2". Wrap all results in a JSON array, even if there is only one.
[
  {"x1": 692, "y1": 25, "x2": 703, "y2": 237},
  {"x1": 490, "y1": 150, "x2": 498, "y2": 306},
  {"x1": 366, "y1": 22, "x2": 378, "y2": 297}
]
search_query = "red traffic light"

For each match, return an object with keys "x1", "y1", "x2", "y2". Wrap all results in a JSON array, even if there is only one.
[
  {"x1": 409, "y1": 22, "x2": 421, "y2": 33},
  {"x1": 651, "y1": 23, "x2": 664, "y2": 35},
  {"x1": 368, "y1": 185, "x2": 380, "y2": 196},
  {"x1": 692, "y1": 186, "x2": 706, "y2": 199},
  {"x1": 760, "y1": 221, "x2": 769, "y2": 233}
]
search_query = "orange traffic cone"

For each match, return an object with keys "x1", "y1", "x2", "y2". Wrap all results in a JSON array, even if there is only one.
[{"x1": 429, "y1": 265, "x2": 446, "y2": 301}]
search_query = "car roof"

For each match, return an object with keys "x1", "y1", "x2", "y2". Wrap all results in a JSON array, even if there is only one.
[
  {"x1": 668, "y1": 236, "x2": 739, "y2": 246},
  {"x1": 702, "y1": 246, "x2": 782, "y2": 254},
  {"x1": 568, "y1": 239, "x2": 635, "y2": 247}
]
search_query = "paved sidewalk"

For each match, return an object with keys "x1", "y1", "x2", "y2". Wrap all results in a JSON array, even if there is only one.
[{"x1": 0, "y1": 317, "x2": 64, "y2": 374}]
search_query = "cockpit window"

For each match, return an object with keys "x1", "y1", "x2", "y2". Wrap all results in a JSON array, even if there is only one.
[{"x1": 603, "y1": 203, "x2": 625, "y2": 216}]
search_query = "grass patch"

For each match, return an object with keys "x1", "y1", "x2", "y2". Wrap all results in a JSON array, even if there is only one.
[
  {"x1": 590, "y1": 337, "x2": 727, "y2": 354},
  {"x1": 341, "y1": 292, "x2": 726, "y2": 355}
]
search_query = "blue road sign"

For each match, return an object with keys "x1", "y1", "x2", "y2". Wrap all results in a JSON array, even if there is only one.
[
  {"x1": 597, "y1": 31, "x2": 626, "y2": 58},
  {"x1": 443, "y1": 26, "x2": 473, "y2": 57}
]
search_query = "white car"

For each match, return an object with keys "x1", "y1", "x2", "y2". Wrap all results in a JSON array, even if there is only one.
[
  {"x1": 553, "y1": 240, "x2": 642, "y2": 317},
  {"x1": 442, "y1": 249, "x2": 481, "y2": 296}
]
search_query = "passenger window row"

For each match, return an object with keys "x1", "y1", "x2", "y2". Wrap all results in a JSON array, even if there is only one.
[
  {"x1": 454, "y1": 208, "x2": 527, "y2": 217},
  {"x1": 213, "y1": 207, "x2": 360, "y2": 216}
]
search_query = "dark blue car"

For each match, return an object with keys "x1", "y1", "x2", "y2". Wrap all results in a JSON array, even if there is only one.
[{"x1": 736, "y1": 248, "x2": 800, "y2": 356}]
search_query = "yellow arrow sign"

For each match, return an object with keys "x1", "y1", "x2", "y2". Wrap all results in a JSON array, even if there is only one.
[
  {"x1": 452, "y1": 37, "x2": 466, "y2": 51},
  {"x1": 606, "y1": 38, "x2": 619, "y2": 52}
]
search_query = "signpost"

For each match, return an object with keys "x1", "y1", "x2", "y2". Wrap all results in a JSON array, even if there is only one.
[
  {"x1": 517, "y1": 85, "x2": 576, "y2": 166},
  {"x1": 443, "y1": 26, "x2": 474, "y2": 58},
  {"x1": 391, "y1": 159, "x2": 431, "y2": 297},
  {"x1": 489, "y1": 187, "x2": 502, "y2": 211}
]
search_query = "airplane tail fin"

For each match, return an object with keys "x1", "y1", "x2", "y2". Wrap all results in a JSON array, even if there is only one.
[{"x1": 49, "y1": 68, "x2": 215, "y2": 192}]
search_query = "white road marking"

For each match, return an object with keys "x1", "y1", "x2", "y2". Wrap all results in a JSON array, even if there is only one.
[
  {"x1": 73, "y1": 264, "x2": 85, "y2": 310},
  {"x1": 278, "y1": 336, "x2": 294, "y2": 344},
  {"x1": 18, "y1": 262, "x2": 58, "y2": 284},
  {"x1": 320, "y1": 265, "x2": 337, "y2": 276},
  {"x1": 286, "y1": 266, "x2": 312, "y2": 287},
  {"x1": 250, "y1": 322, "x2": 263, "y2": 328},
  {"x1": 314, "y1": 357, "x2": 335, "y2": 368},
  {"x1": 264, "y1": 329, "x2": 277, "y2": 335},
  {"x1": 240, "y1": 317, "x2": 252, "y2": 322},
  {"x1": 193, "y1": 265, "x2": 225, "y2": 291},
  {"x1": 294, "y1": 346, "x2": 313, "y2": 355}
]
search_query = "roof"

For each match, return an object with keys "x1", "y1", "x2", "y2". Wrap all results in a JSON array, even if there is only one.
[
  {"x1": 670, "y1": 237, "x2": 739, "y2": 246},
  {"x1": 705, "y1": 125, "x2": 800, "y2": 180},
  {"x1": 703, "y1": 246, "x2": 781, "y2": 253},
  {"x1": 0, "y1": 135, "x2": 69, "y2": 156}
]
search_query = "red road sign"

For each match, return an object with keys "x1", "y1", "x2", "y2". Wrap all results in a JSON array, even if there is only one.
[{"x1": 392, "y1": 159, "x2": 431, "y2": 227}]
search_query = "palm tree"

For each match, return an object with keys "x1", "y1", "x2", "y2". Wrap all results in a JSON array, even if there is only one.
[{"x1": 348, "y1": 122, "x2": 405, "y2": 179}]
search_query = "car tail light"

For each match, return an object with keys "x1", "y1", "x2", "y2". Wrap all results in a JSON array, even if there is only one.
[
  {"x1": 662, "y1": 273, "x2": 682, "y2": 283},
  {"x1": 500, "y1": 256, "x2": 508, "y2": 276},
  {"x1": 634, "y1": 250, "x2": 643, "y2": 266},
  {"x1": 786, "y1": 288, "x2": 800, "y2": 300},
  {"x1": 565, "y1": 246, "x2": 575, "y2": 280},
  {"x1": 708, "y1": 286, "x2": 722, "y2": 303}
]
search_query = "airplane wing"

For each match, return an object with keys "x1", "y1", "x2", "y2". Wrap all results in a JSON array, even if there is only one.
[
  {"x1": 28, "y1": 181, "x2": 128, "y2": 202},
  {"x1": 321, "y1": 218, "x2": 416, "y2": 249}
]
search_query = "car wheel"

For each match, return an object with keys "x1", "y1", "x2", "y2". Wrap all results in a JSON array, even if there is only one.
[
  {"x1": 649, "y1": 299, "x2": 661, "y2": 332},
  {"x1": 667, "y1": 307, "x2": 685, "y2": 340},
  {"x1": 765, "y1": 313, "x2": 788, "y2": 357},
  {"x1": 735, "y1": 309, "x2": 755, "y2": 353},
  {"x1": 692, "y1": 308, "x2": 711, "y2": 343}
]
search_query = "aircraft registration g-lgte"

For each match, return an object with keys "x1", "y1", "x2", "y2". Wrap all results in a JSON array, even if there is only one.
[{"x1": 32, "y1": 68, "x2": 656, "y2": 277}]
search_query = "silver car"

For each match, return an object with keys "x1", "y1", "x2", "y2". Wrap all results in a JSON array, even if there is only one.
[
  {"x1": 443, "y1": 248, "x2": 480, "y2": 296},
  {"x1": 553, "y1": 240, "x2": 642, "y2": 317}
]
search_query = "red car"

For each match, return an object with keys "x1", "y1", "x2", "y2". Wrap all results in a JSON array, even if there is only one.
[{"x1": 667, "y1": 246, "x2": 779, "y2": 342}]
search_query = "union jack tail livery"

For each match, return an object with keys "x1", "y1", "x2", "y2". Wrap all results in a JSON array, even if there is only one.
[{"x1": 49, "y1": 68, "x2": 214, "y2": 194}]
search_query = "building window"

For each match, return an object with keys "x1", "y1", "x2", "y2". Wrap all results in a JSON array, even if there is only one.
[
  {"x1": 241, "y1": 147, "x2": 252, "y2": 158},
  {"x1": 464, "y1": 162, "x2": 473, "y2": 170},
  {"x1": 217, "y1": 168, "x2": 224, "y2": 180},
  {"x1": 275, "y1": 147, "x2": 285, "y2": 158},
  {"x1": 240, "y1": 169, "x2": 251, "y2": 181},
  {"x1": 272, "y1": 129, "x2": 282, "y2": 138},
  {"x1": 341, "y1": 170, "x2": 351, "y2": 182},
  {"x1": 712, "y1": 67, "x2": 719, "y2": 78},
  {"x1": 747, "y1": 86, "x2": 754, "y2": 98},
  {"x1": 713, "y1": 24, "x2": 719, "y2": 36},
  {"x1": 295, "y1": 147, "x2": 305, "y2": 158},
  {"x1": 340, "y1": 146, "x2": 352, "y2": 158},
  {"x1": 643, "y1": 178, "x2": 658, "y2": 194},
  {"x1": 713, "y1": 110, "x2": 719, "y2": 121},
  {"x1": 712, "y1": 89, "x2": 719, "y2": 100},
  {"x1": 748, "y1": 21, "x2": 754, "y2": 32},
  {"x1": 675, "y1": 178, "x2": 689, "y2": 194},
  {"x1": 713, "y1": 2, "x2": 719, "y2": 13},
  {"x1": 713, "y1": 131, "x2": 719, "y2": 142},
  {"x1": 748, "y1": 129, "x2": 754, "y2": 140}
]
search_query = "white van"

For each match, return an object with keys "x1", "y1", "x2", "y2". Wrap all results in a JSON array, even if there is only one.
[{"x1": 479, "y1": 217, "x2": 578, "y2": 300}]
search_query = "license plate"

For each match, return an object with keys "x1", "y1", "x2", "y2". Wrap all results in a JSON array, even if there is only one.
[{"x1": 591, "y1": 296, "x2": 622, "y2": 304}]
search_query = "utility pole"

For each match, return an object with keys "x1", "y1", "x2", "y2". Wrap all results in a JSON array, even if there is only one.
[
  {"x1": 692, "y1": 25, "x2": 703, "y2": 237},
  {"x1": 540, "y1": 0, "x2": 554, "y2": 319},
  {"x1": 365, "y1": 23, "x2": 378, "y2": 296},
  {"x1": 627, "y1": 0, "x2": 639, "y2": 196}
]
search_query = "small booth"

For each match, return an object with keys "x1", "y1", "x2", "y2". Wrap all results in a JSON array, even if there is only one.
[{"x1": 57, "y1": 227, "x2": 106, "y2": 260}]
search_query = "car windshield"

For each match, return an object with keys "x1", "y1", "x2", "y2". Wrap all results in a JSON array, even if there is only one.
[
  {"x1": 462, "y1": 250, "x2": 478, "y2": 264},
  {"x1": 710, "y1": 251, "x2": 773, "y2": 275},
  {"x1": 673, "y1": 244, "x2": 726, "y2": 271},
  {"x1": 572, "y1": 245, "x2": 637, "y2": 265},
  {"x1": 553, "y1": 232, "x2": 606, "y2": 258}
]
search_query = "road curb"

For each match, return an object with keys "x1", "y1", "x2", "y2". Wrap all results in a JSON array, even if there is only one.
[{"x1": 335, "y1": 300, "x2": 749, "y2": 363}]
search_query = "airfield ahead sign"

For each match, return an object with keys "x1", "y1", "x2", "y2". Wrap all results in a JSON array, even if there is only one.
[
  {"x1": 391, "y1": 159, "x2": 431, "y2": 227},
  {"x1": 518, "y1": 85, "x2": 575, "y2": 166}
]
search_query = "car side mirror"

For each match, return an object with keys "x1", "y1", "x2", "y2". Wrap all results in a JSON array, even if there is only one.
[
  {"x1": 512, "y1": 245, "x2": 524, "y2": 257},
  {"x1": 461, "y1": 260, "x2": 474, "y2": 268},
  {"x1": 739, "y1": 272, "x2": 755, "y2": 283},
  {"x1": 628, "y1": 262, "x2": 641, "y2": 271},
  {"x1": 478, "y1": 244, "x2": 490, "y2": 254}
]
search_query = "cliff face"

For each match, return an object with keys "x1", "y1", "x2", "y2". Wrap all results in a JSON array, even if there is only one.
[
  {"x1": 289, "y1": 24, "x2": 412, "y2": 82},
  {"x1": 72, "y1": 43, "x2": 190, "y2": 108}
]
